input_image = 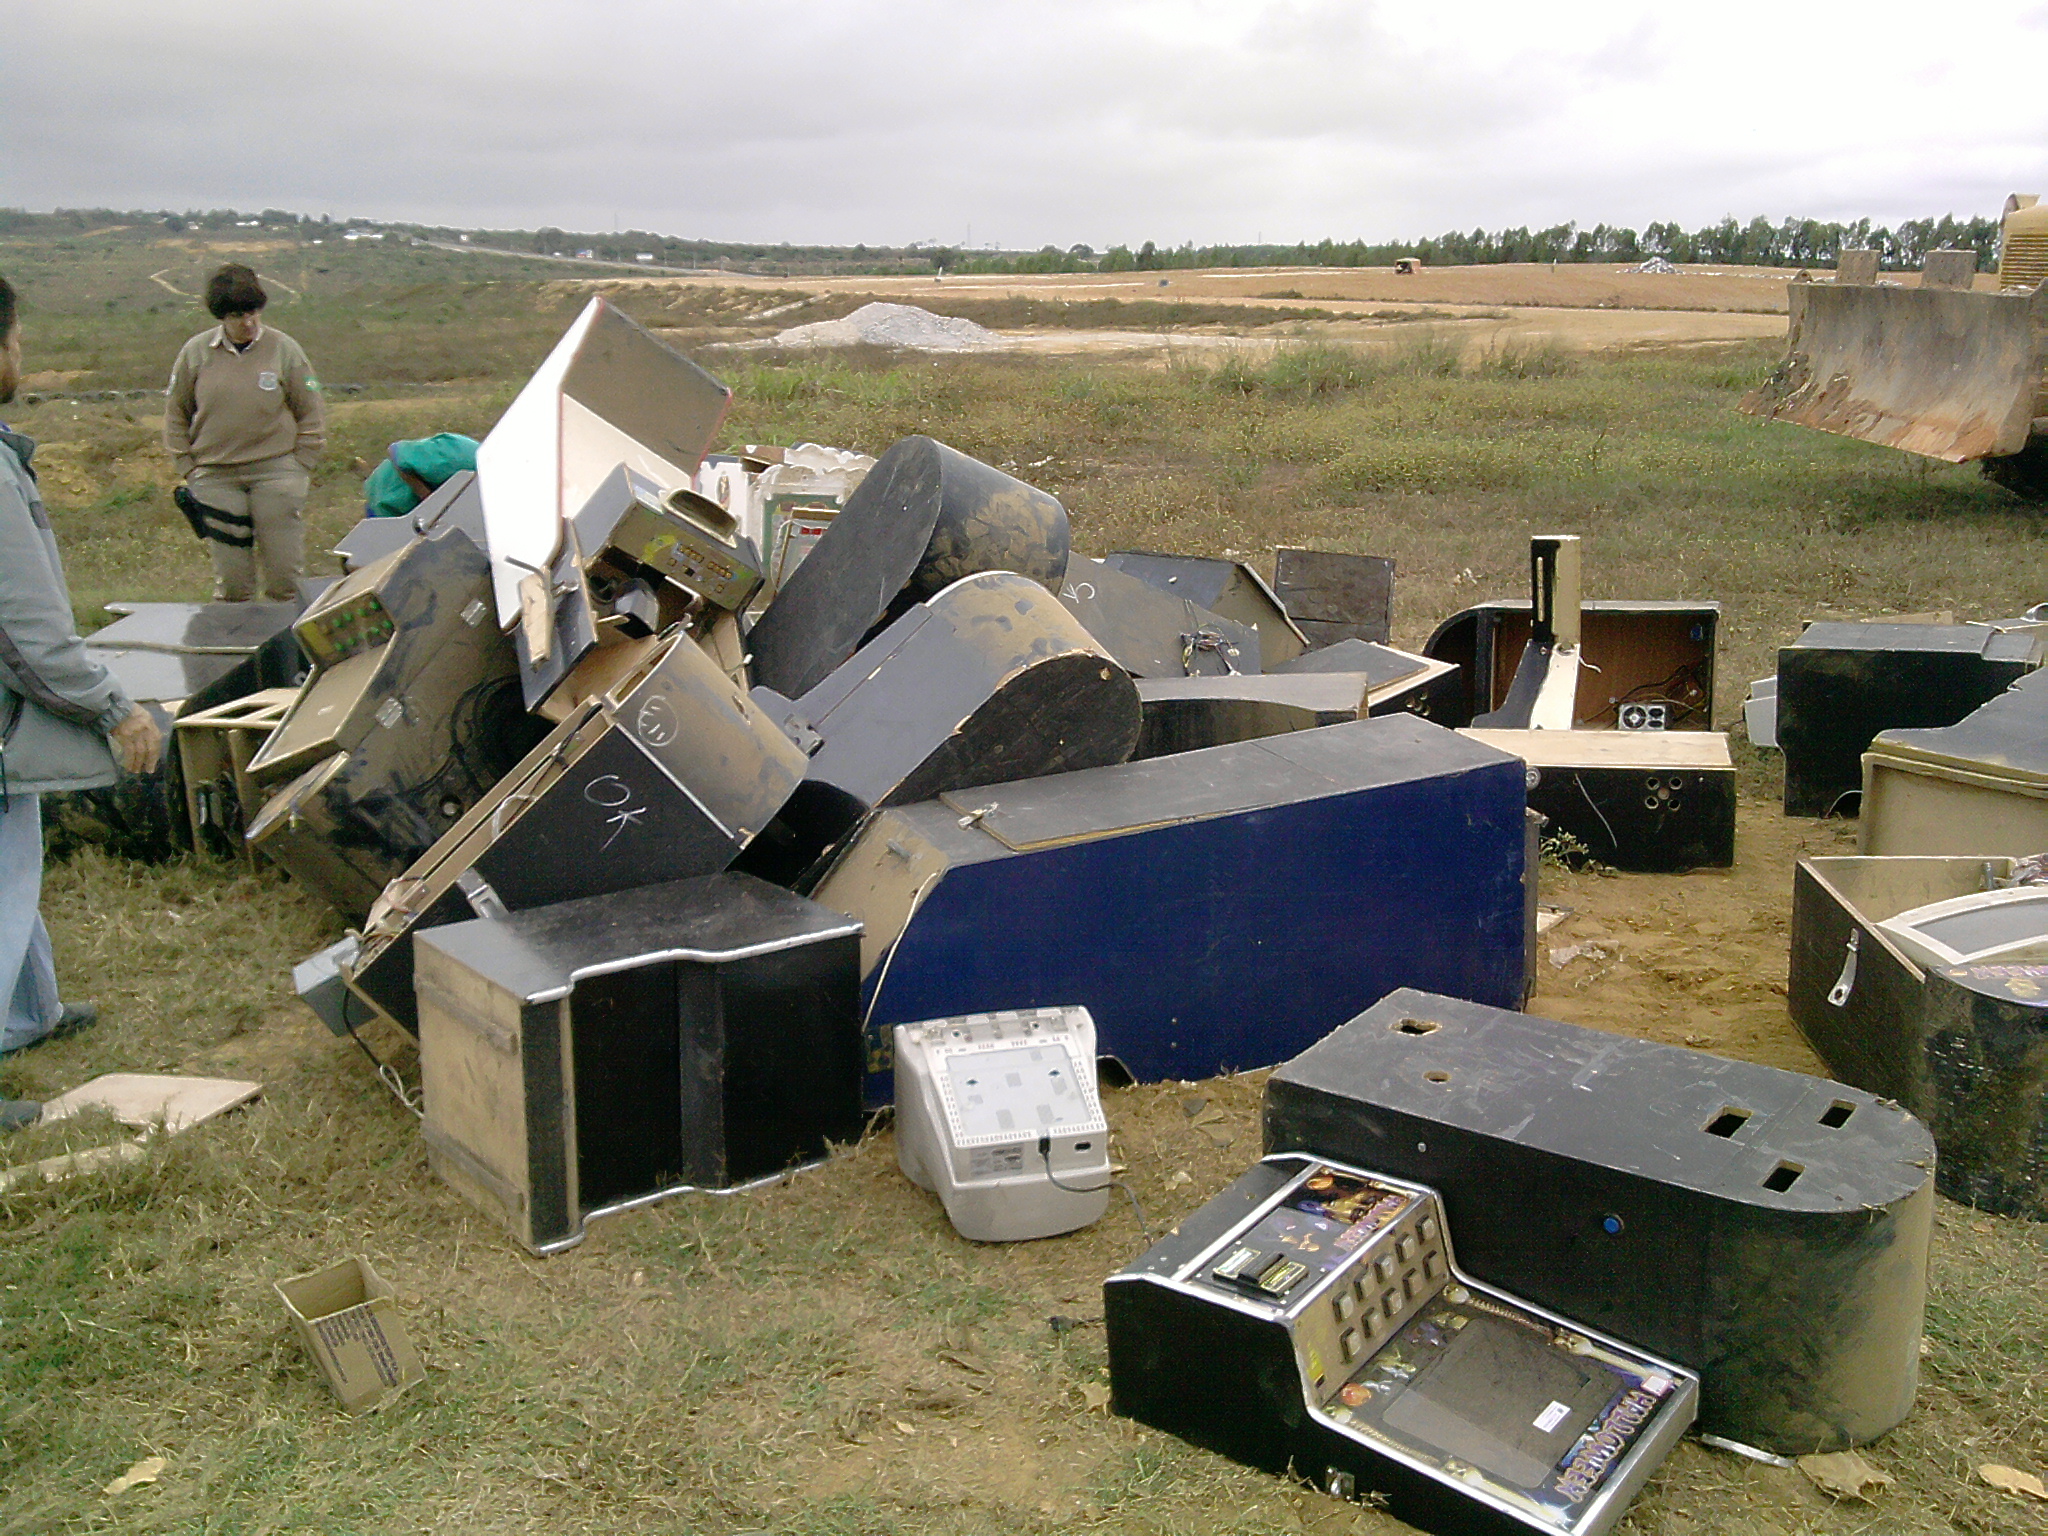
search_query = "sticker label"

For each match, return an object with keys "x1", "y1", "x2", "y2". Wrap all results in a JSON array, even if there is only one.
[
  {"x1": 257, "y1": 370, "x2": 279, "y2": 391},
  {"x1": 1534, "y1": 1400, "x2": 1573, "y2": 1433}
]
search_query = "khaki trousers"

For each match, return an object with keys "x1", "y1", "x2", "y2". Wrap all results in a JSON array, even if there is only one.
[{"x1": 188, "y1": 455, "x2": 310, "y2": 602}]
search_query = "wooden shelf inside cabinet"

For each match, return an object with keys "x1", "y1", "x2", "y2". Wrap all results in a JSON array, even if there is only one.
[{"x1": 176, "y1": 687, "x2": 299, "y2": 862}]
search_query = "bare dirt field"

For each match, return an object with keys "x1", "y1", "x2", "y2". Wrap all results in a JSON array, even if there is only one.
[{"x1": 601, "y1": 262, "x2": 1804, "y2": 316}]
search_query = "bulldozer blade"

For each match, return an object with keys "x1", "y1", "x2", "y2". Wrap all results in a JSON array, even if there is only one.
[{"x1": 1740, "y1": 281, "x2": 2047, "y2": 463}]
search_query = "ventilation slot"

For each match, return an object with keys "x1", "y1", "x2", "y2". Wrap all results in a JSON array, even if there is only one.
[
  {"x1": 1762, "y1": 1162, "x2": 1804, "y2": 1193},
  {"x1": 1395, "y1": 1018, "x2": 1440, "y2": 1036},
  {"x1": 1424, "y1": 1071, "x2": 1451, "y2": 1084},
  {"x1": 1819, "y1": 1101, "x2": 1855, "y2": 1129},
  {"x1": 1703, "y1": 1107, "x2": 1751, "y2": 1139}
]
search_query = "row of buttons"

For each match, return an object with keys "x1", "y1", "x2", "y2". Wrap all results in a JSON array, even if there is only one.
[{"x1": 1328, "y1": 1219, "x2": 1445, "y2": 1362}]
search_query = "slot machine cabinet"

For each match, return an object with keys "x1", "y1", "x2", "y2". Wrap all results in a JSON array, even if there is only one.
[
  {"x1": 342, "y1": 628, "x2": 807, "y2": 1033},
  {"x1": 1264, "y1": 988, "x2": 1934, "y2": 1452},
  {"x1": 1106, "y1": 1154, "x2": 1697, "y2": 1536},
  {"x1": 415, "y1": 873, "x2": 863, "y2": 1253},
  {"x1": 808, "y1": 716, "x2": 1531, "y2": 1107},
  {"x1": 1423, "y1": 600, "x2": 1720, "y2": 732},
  {"x1": 746, "y1": 435, "x2": 1071, "y2": 699}
]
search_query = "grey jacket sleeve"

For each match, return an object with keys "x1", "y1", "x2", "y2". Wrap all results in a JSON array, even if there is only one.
[{"x1": 0, "y1": 459, "x2": 131, "y2": 735}]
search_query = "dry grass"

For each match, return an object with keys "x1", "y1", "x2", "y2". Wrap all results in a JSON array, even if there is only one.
[{"x1": 1, "y1": 252, "x2": 2044, "y2": 1534}]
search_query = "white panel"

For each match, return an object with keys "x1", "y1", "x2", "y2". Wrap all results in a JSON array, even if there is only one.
[
  {"x1": 476, "y1": 298, "x2": 601, "y2": 626},
  {"x1": 558, "y1": 397, "x2": 688, "y2": 525}
]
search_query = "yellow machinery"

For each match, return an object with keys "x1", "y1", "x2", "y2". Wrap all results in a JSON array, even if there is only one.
[{"x1": 1741, "y1": 195, "x2": 2048, "y2": 498}]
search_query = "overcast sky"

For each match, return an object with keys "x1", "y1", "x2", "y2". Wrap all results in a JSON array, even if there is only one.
[{"x1": 7, "y1": 1, "x2": 2047, "y2": 249}]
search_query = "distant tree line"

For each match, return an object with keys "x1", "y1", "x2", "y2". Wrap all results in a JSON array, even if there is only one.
[
  {"x1": 0, "y1": 206, "x2": 2010, "y2": 275},
  {"x1": 954, "y1": 214, "x2": 2007, "y2": 275}
]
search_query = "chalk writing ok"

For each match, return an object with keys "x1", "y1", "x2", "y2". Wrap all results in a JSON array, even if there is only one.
[{"x1": 583, "y1": 773, "x2": 648, "y2": 849}]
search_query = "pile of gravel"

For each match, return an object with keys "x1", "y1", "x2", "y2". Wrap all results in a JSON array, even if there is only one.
[{"x1": 768, "y1": 302, "x2": 1005, "y2": 352}]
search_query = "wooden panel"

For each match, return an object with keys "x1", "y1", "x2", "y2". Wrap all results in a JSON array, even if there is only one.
[
  {"x1": 1271, "y1": 549, "x2": 1394, "y2": 645},
  {"x1": 1487, "y1": 609, "x2": 1716, "y2": 730},
  {"x1": 1862, "y1": 757, "x2": 2048, "y2": 856},
  {"x1": 176, "y1": 688, "x2": 297, "y2": 860},
  {"x1": 417, "y1": 943, "x2": 557, "y2": 1249}
]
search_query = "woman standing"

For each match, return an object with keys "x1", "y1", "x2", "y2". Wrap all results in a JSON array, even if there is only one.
[{"x1": 163, "y1": 264, "x2": 326, "y2": 601}]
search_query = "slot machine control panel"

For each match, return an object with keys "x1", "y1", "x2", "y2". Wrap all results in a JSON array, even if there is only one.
[
  {"x1": 1108, "y1": 1156, "x2": 1699, "y2": 1536},
  {"x1": 1201, "y1": 1176, "x2": 1448, "y2": 1403}
]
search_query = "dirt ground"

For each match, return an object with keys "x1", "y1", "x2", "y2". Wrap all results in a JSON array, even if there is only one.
[
  {"x1": 9, "y1": 248, "x2": 2042, "y2": 1531},
  {"x1": 1531, "y1": 794, "x2": 1856, "y2": 1072},
  {"x1": 601, "y1": 262, "x2": 1802, "y2": 316}
]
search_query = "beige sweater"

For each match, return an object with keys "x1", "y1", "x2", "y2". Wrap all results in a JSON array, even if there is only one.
[{"x1": 164, "y1": 325, "x2": 327, "y2": 475}]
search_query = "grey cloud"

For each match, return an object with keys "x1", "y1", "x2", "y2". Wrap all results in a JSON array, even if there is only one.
[{"x1": 3, "y1": 0, "x2": 2042, "y2": 247}]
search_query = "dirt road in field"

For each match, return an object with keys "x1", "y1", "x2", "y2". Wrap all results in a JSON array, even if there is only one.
[
  {"x1": 571, "y1": 259, "x2": 1801, "y2": 315},
  {"x1": 814, "y1": 261, "x2": 1799, "y2": 314},
  {"x1": 989, "y1": 303, "x2": 1788, "y2": 357}
]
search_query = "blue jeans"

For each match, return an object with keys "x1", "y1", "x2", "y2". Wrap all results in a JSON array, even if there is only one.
[{"x1": 0, "y1": 793, "x2": 59, "y2": 1051}]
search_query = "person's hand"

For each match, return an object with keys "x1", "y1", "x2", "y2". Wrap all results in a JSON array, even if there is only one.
[{"x1": 108, "y1": 705, "x2": 162, "y2": 776}]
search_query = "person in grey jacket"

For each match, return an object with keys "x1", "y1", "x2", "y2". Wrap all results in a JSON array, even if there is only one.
[{"x1": 0, "y1": 275, "x2": 162, "y2": 1125}]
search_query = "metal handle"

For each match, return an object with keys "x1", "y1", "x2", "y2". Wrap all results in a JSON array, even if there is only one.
[{"x1": 1827, "y1": 931, "x2": 1860, "y2": 1007}]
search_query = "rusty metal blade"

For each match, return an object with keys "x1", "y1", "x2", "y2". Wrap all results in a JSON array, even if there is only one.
[{"x1": 1740, "y1": 283, "x2": 2046, "y2": 462}]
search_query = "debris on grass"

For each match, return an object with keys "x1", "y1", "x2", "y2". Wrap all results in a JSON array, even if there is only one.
[
  {"x1": 1978, "y1": 1463, "x2": 2048, "y2": 1499},
  {"x1": 1698, "y1": 1433, "x2": 1794, "y2": 1467},
  {"x1": 103, "y1": 1456, "x2": 166, "y2": 1496},
  {"x1": 1797, "y1": 1449, "x2": 1891, "y2": 1501}
]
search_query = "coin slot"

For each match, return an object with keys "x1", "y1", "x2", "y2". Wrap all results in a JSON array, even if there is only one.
[
  {"x1": 1703, "y1": 1107, "x2": 1751, "y2": 1139},
  {"x1": 1818, "y1": 1101, "x2": 1855, "y2": 1129},
  {"x1": 1396, "y1": 1018, "x2": 1440, "y2": 1036},
  {"x1": 1762, "y1": 1161, "x2": 1804, "y2": 1193},
  {"x1": 1424, "y1": 1070, "x2": 1451, "y2": 1084}
]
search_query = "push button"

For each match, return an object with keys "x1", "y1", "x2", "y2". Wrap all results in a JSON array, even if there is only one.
[
  {"x1": 1333, "y1": 1292, "x2": 1356, "y2": 1322},
  {"x1": 1402, "y1": 1270, "x2": 1422, "y2": 1300},
  {"x1": 1422, "y1": 1252, "x2": 1441, "y2": 1282},
  {"x1": 1374, "y1": 1256, "x2": 1396, "y2": 1283},
  {"x1": 1418, "y1": 1215, "x2": 1439, "y2": 1243},
  {"x1": 1340, "y1": 1328, "x2": 1361, "y2": 1362},
  {"x1": 1381, "y1": 1289, "x2": 1400, "y2": 1317},
  {"x1": 1394, "y1": 1234, "x2": 1416, "y2": 1263}
]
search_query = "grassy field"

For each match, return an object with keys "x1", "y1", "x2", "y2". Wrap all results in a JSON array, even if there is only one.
[{"x1": 1, "y1": 234, "x2": 2045, "y2": 1535}]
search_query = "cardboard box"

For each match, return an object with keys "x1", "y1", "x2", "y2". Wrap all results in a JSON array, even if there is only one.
[{"x1": 275, "y1": 1257, "x2": 423, "y2": 1413}]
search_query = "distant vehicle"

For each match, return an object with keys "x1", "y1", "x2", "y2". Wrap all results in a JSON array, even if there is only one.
[
  {"x1": 1740, "y1": 194, "x2": 2048, "y2": 498},
  {"x1": 1393, "y1": 257, "x2": 1423, "y2": 275}
]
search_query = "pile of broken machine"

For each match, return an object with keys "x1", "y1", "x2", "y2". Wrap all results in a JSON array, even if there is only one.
[{"x1": 61, "y1": 298, "x2": 1986, "y2": 1534}]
